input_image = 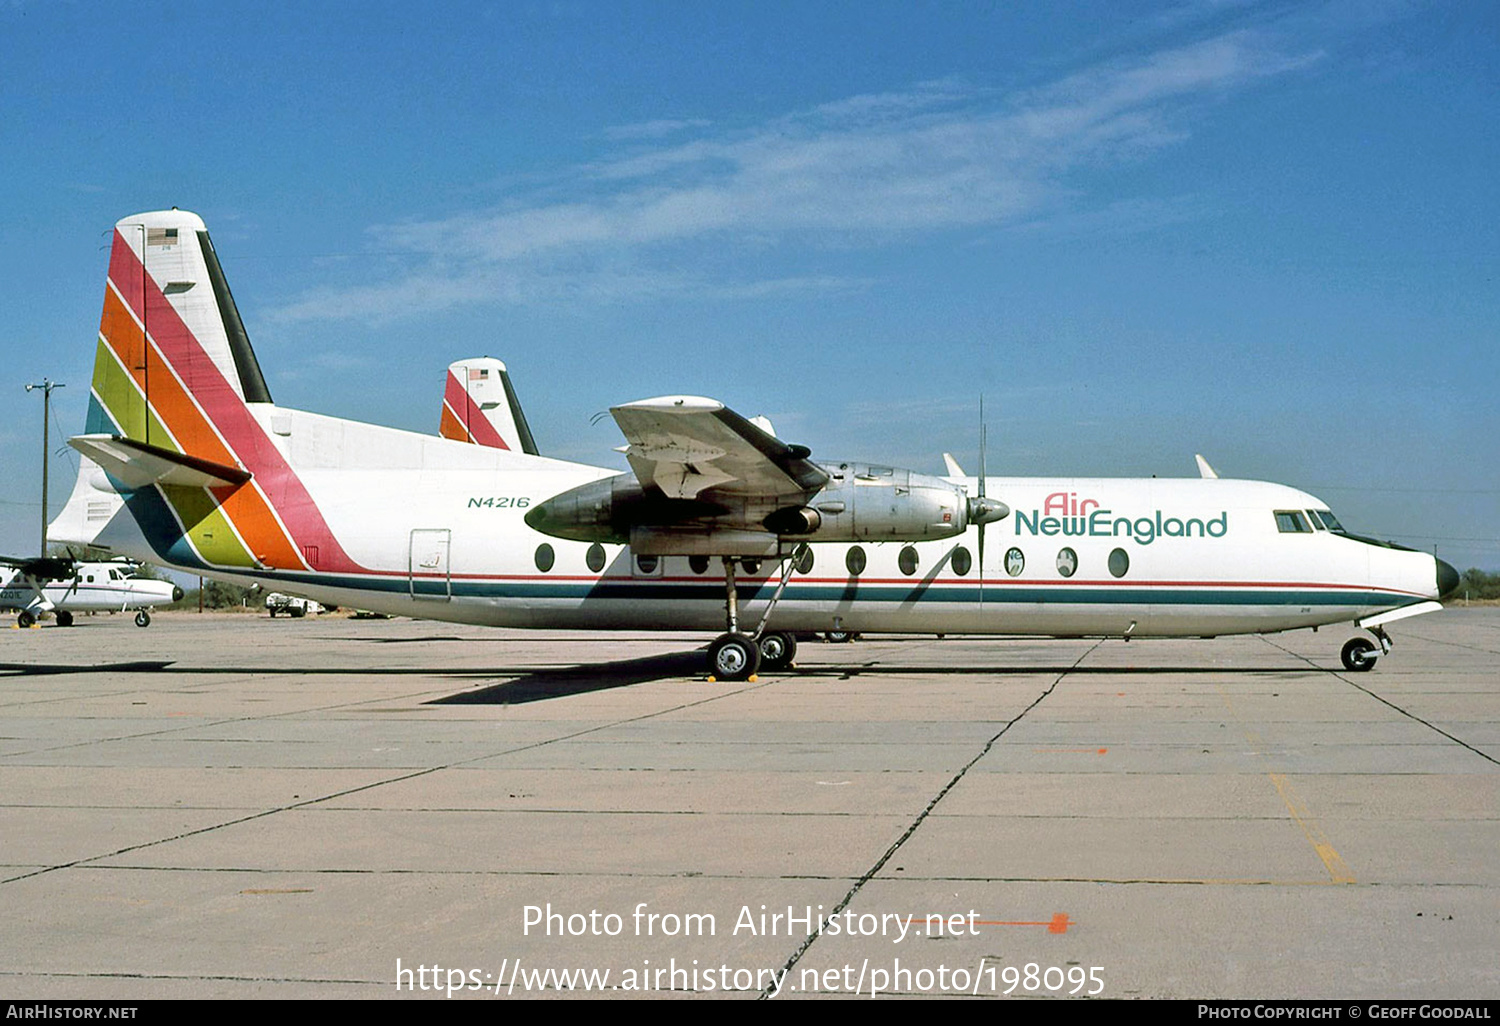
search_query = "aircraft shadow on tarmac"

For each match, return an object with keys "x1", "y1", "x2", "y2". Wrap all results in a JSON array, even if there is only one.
[
  {"x1": 428, "y1": 650, "x2": 707, "y2": 705},
  {"x1": 0, "y1": 654, "x2": 1336, "y2": 707}
]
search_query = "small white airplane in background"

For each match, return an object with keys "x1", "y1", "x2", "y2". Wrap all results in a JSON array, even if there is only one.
[
  {"x1": 47, "y1": 210, "x2": 1458, "y2": 678},
  {"x1": 0, "y1": 555, "x2": 182, "y2": 628}
]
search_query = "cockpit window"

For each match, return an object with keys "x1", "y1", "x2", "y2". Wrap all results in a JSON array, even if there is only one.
[
  {"x1": 1274, "y1": 510, "x2": 1312, "y2": 533},
  {"x1": 1313, "y1": 510, "x2": 1345, "y2": 533}
]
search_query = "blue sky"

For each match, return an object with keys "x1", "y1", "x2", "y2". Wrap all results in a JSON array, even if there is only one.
[{"x1": 2, "y1": 0, "x2": 1496, "y2": 570}]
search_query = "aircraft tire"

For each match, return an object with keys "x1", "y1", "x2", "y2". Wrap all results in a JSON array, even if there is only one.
[
  {"x1": 1341, "y1": 638, "x2": 1376, "y2": 672},
  {"x1": 708, "y1": 633, "x2": 760, "y2": 682},
  {"x1": 55, "y1": 611, "x2": 74, "y2": 627},
  {"x1": 17, "y1": 610, "x2": 36, "y2": 629},
  {"x1": 823, "y1": 630, "x2": 854, "y2": 644},
  {"x1": 134, "y1": 611, "x2": 151, "y2": 628},
  {"x1": 758, "y1": 631, "x2": 797, "y2": 672}
]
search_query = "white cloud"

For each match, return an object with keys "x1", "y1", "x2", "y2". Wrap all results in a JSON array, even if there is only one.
[
  {"x1": 273, "y1": 31, "x2": 1320, "y2": 325},
  {"x1": 603, "y1": 118, "x2": 713, "y2": 140}
]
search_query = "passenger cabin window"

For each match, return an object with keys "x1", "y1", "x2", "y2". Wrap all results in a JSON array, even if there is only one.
[
  {"x1": 1274, "y1": 511, "x2": 1312, "y2": 533},
  {"x1": 534, "y1": 543, "x2": 555, "y2": 572},
  {"x1": 586, "y1": 543, "x2": 606, "y2": 573}
]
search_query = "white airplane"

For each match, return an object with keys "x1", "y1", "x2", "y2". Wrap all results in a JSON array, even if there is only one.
[
  {"x1": 48, "y1": 210, "x2": 1457, "y2": 678},
  {"x1": 0, "y1": 555, "x2": 182, "y2": 628}
]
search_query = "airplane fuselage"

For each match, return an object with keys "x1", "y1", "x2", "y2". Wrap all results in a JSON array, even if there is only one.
[
  {"x1": 0, "y1": 563, "x2": 178, "y2": 616},
  {"x1": 60, "y1": 403, "x2": 1438, "y2": 640}
]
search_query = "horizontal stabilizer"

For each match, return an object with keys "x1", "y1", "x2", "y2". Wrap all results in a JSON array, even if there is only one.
[{"x1": 69, "y1": 434, "x2": 252, "y2": 491}]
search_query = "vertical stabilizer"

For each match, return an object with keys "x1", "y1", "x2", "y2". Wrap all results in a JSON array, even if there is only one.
[
  {"x1": 438, "y1": 357, "x2": 539, "y2": 454},
  {"x1": 54, "y1": 209, "x2": 359, "y2": 577},
  {"x1": 90, "y1": 211, "x2": 271, "y2": 444}
]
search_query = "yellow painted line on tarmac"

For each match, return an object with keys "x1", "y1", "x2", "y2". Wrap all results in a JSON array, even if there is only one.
[
  {"x1": 1217, "y1": 685, "x2": 1357, "y2": 885},
  {"x1": 1267, "y1": 772, "x2": 1356, "y2": 884}
]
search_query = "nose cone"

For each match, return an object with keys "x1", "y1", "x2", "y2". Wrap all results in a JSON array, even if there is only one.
[{"x1": 1436, "y1": 558, "x2": 1460, "y2": 599}]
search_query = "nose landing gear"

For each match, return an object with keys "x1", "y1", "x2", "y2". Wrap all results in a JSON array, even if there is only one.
[{"x1": 1340, "y1": 626, "x2": 1392, "y2": 672}]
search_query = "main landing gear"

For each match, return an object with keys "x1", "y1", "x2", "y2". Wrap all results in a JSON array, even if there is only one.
[
  {"x1": 1340, "y1": 626, "x2": 1391, "y2": 672},
  {"x1": 707, "y1": 553, "x2": 800, "y2": 681}
]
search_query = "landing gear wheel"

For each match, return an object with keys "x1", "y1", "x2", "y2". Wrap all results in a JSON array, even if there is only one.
[
  {"x1": 55, "y1": 611, "x2": 74, "y2": 628},
  {"x1": 17, "y1": 610, "x2": 36, "y2": 629},
  {"x1": 823, "y1": 630, "x2": 853, "y2": 644},
  {"x1": 708, "y1": 633, "x2": 761, "y2": 681},
  {"x1": 134, "y1": 610, "x2": 151, "y2": 628},
  {"x1": 1341, "y1": 637, "x2": 1377, "y2": 672},
  {"x1": 757, "y1": 631, "x2": 797, "y2": 672}
]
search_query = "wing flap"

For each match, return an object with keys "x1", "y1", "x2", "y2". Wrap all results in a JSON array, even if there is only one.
[{"x1": 610, "y1": 396, "x2": 827, "y2": 502}]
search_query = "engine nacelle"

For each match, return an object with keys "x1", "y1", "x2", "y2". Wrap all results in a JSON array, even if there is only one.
[
  {"x1": 777, "y1": 463, "x2": 999, "y2": 541},
  {"x1": 525, "y1": 461, "x2": 1008, "y2": 551}
]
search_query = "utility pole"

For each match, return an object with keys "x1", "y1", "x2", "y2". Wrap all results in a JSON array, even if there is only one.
[{"x1": 24, "y1": 379, "x2": 64, "y2": 555}]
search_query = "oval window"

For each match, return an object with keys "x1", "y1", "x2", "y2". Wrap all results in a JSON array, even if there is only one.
[
  {"x1": 794, "y1": 545, "x2": 814, "y2": 575},
  {"x1": 534, "y1": 543, "x2": 555, "y2": 573},
  {"x1": 1108, "y1": 547, "x2": 1129, "y2": 578},
  {"x1": 635, "y1": 554, "x2": 658, "y2": 575},
  {"x1": 898, "y1": 545, "x2": 919, "y2": 576},
  {"x1": 689, "y1": 555, "x2": 710, "y2": 575},
  {"x1": 951, "y1": 546, "x2": 972, "y2": 577},
  {"x1": 1004, "y1": 547, "x2": 1025, "y2": 577},
  {"x1": 585, "y1": 543, "x2": 606, "y2": 574},
  {"x1": 846, "y1": 546, "x2": 866, "y2": 577},
  {"x1": 1056, "y1": 547, "x2": 1077, "y2": 578}
]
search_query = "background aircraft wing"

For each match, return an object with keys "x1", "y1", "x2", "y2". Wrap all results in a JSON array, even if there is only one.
[{"x1": 610, "y1": 396, "x2": 828, "y2": 502}]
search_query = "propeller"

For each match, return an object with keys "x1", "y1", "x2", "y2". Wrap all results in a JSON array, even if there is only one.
[{"x1": 964, "y1": 397, "x2": 1009, "y2": 573}]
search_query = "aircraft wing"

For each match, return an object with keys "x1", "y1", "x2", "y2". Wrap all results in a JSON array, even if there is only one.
[
  {"x1": 0, "y1": 555, "x2": 75, "y2": 583},
  {"x1": 611, "y1": 397, "x2": 828, "y2": 502}
]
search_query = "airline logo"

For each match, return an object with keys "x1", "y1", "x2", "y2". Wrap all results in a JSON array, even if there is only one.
[{"x1": 1014, "y1": 491, "x2": 1228, "y2": 546}]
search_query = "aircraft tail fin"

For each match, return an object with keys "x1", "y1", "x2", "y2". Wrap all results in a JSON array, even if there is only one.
[
  {"x1": 438, "y1": 357, "x2": 539, "y2": 454},
  {"x1": 50, "y1": 210, "x2": 354, "y2": 576},
  {"x1": 86, "y1": 210, "x2": 272, "y2": 446}
]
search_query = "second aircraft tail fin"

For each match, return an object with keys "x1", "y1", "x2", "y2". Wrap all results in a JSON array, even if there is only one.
[{"x1": 439, "y1": 357, "x2": 539, "y2": 454}]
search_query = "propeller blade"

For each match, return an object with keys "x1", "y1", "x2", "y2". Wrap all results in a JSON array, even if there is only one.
[{"x1": 978, "y1": 398, "x2": 986, "y2": 572}]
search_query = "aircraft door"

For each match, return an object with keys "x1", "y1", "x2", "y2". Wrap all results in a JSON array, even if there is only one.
[{"x1": 408, "y1": 529, "x2": 452, "y2": 601}]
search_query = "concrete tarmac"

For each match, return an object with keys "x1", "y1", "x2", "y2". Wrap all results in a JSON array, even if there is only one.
[{"x1": 1, "y1": 608, "x2": 1497, "y2": 1000}]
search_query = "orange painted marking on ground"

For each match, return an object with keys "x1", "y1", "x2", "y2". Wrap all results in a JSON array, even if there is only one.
[{"x1": 907, "y1": 915, "x2": 1072, "y2": 934}]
